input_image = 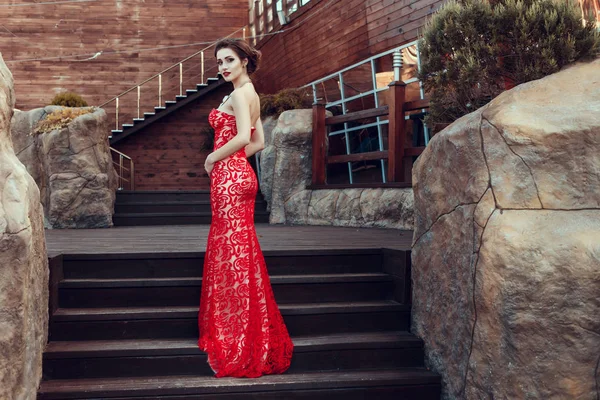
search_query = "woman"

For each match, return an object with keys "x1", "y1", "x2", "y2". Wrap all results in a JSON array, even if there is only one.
[{"x1": 198, "y1": 38, "x2": 293, "y2": 378}]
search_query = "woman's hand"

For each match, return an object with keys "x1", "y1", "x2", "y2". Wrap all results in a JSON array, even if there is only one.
[{"x1": 204, "y1": 153, "x2": 216, "y2": 176}]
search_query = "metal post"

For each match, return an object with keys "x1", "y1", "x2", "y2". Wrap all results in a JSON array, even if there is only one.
[
  {"x1": 339, "y1": 73, "x2": 353, "y2": 184},
  {"x1": 371, "y1": 59, "x2": 386, "y2": 183},
  {"x1": 130, "y1": 160, "x2": 135, "y2": 191},
  {"x1": 137, "y1": 86, "x2": 140, "y2": 119},
  {"x1": 119, "y1": 155, "x2": 124, "y2": 190},
  {"x1": 415, "y1": 41, "x2": 430, "y2": 145},
  {"x1": 393, "y1": 49, "x2": 403, "y2": 82},
  {"x1": 158, "y1": 74, "x2": 162, "y2": 106},
  {"x1": 179, "y1": 63, "x2": 183, "y2": 96},
  {"x1": 115, "y1": 97, "x2": 119, "y2": 130},
  {"x1": 201, "y1": 51, "x2": 205, "y2": 84}
]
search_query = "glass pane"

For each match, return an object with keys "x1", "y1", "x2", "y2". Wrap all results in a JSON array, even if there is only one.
[
  {"x1": 316, "y1": 76, "x2": 341, "y2": 105},
  {"x1": 341, "y1": 63, "x2": 373, "y2": 101},
  {"x1": 327, "y1": 132, "x2": 348, "y2": 157},
  {"x1": 344, "y1": 96, "x2": 376, "y2": 114}
]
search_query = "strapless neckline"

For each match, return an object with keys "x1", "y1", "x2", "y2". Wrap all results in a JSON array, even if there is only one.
[
  {"x1": 212, "y1": 108, "x2": 235, "y2": 117},
  {"x1": 210, "y1": 108, "x2": 256, "y2": 129}
]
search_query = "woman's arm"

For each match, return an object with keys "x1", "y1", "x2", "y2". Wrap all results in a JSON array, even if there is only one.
[
  {"x1": 245, "y1": 117, "x2": 265, "y2": 158},
  {"x1": 205, "y1": 91, "x2": 252, "y2": 174}
]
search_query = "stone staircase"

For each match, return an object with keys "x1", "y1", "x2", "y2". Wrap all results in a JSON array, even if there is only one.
[
  {"x1": 112, "y1": 190, "x2": 270, "y2": 226},
  {"x1": 39, "y1": 249, "x2": 441, "y2": 399}
]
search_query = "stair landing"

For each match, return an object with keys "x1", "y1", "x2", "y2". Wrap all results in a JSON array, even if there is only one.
[{"x1": 45, "y1": 224, "x2": 414, "y2": 256}]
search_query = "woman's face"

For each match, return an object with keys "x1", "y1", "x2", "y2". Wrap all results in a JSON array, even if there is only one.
[{"x1": 216, "y1": 47, "x2": 247, "y2": 82}]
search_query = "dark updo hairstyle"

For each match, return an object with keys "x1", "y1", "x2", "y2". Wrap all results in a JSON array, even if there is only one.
[{"x1": 214, "y1": 38, "x2": 262, "y2": 75}]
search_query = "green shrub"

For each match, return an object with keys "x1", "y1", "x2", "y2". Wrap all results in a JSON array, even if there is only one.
[
  {"x1": 419, "y1": 0, "x2": 600, "y2": 128},
  {"x1": 50, "y1": 92, "x2": 89, "y2": 107},
  {"x1": 260, "y1": 87, "x2": 313, "y2": 119}
]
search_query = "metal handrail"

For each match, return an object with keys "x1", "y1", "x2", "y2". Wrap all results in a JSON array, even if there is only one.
[
  {"x1": 98, "y1": 26, "x2": 246, "y2": 108},
  {"x1": 110, "y1": 147, "x2": 135, "y2": 191},
  {"x1": 99, "y1": 26, "x2": 248, "y2": 132}
]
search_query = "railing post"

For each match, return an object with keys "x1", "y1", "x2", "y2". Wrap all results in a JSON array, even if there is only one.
[
  {"x1": 115, "y1": 97, "x2": 119, "y2": 130},
  {"x1": 137, "y1": 86, "x2": 140, "y2": 119},
  {"x1": 119, "y1": 155, "x2": 124, "y2": 190},
  {"x1": 179, "y1": 63, "x2": 183, "y2": 96},
  {"x1": 130, "y1": 159, "x2": 135, "y2": 191},
  {"x1": 312, "y1": 102, "x2": 327, "y2": 186},
  {"x1": 387, "y1": 81, "x2": 406, "y2": 182},
  {"x1": 201, "y1": 51, "x2": 205, "y2": 84},
  {"x1": 158, "y1": 74, "x2": 162, "y2": 106}
]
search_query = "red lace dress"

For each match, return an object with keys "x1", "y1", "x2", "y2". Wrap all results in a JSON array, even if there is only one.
[{"x1": 198, "y1": 108, "x2": 294, "y2": 378}]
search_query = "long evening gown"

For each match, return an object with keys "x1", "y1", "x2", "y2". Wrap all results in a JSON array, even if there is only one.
[{"x1": 198, "y1": 108, "x2": 294, "y2": 378}]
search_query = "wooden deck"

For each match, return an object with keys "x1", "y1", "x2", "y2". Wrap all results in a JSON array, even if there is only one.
[{"x1": 45, "y1": 224, "x2": 413, "y2": 257}]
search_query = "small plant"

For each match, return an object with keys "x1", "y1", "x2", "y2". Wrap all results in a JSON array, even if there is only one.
[
  {"x1": 50, "y1": 91, "x2": 89, "y2": 107},
  {"x1": 260, "y1": 87, "x2": 313, "y2": 119},
  {"x1": 418, "y1": 0, "x2": 600, "y2": 128},
  {"x1": 33, "y1": 107, "x2": 95, "y2": 134}
]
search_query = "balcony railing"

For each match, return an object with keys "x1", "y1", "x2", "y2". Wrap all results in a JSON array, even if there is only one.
[
  {"x1": 311, "y1": 82, "x2": 429, "y2": 189},
  {"x1": 249, "y1": 0, "x2": 311, "y2": 44}
]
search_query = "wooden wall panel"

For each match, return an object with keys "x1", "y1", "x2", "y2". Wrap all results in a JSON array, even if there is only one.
[
  {"x1": 253, "y1": 0, "x2": 447, "y2": 95},
  {"x1": 112, "y1": 85, "x2": 231, "y2": 191},
  {"x1": 1, "y1": 0, "x2": 248, "y2": 111}
]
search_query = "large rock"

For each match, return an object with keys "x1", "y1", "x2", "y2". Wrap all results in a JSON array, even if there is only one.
[
  {"x1": 262, "y1": 109, "x2": 414, "y2": 229},
  {"x1": 0, "y1": 53, "x2": 49, "y2": 400},
  {"x1": 268, "y1": 109, "x2": 314, "y2": 224},
  {"x1": 412, "y1": 60, "x2": 600, "y2": 399},
  {"x1": 11, "y1": 107, "x2": 118, "y2": 228}
]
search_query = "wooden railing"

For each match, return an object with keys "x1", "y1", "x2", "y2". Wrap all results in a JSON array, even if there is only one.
[{"x1": 311, "y1": 81, "x2": 429, "y2": 188}]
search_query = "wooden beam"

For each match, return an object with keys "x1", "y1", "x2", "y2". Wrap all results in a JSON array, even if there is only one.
[
  {"x1": 404, "y1": 98, "x2": 429, "y2": 112},
  {"x1": 387, "y1": 81, "x2": 406, "y2": 182},
  {"x1": 404, "y1": 146, "x2": 426, "y2": 157},
  {"x1": 327, "y1": 151, "x2": 388, "y2": 164},
  {"x1": 325, "y1": 106, "x2": 389, "y2": 125},
  {"x1": 311, "y1": 102, "x2": 327, "y2": 186}
]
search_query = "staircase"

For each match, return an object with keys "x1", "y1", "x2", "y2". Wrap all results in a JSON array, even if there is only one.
[
  {"x1": 113, "y1": 190, "x2": 270, "y2": 226},
  {"x1": 39, "y1": 249, "x2": 441, "y2": 399},
  {"x1": 109, "y1": 77, "x2": 225, "y2": 145}
]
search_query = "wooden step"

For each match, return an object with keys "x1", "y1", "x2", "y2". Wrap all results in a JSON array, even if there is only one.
[
  {"x1": 115, "y1": 200, "x2": 267, "y2": 214},
  {"x1": 57, "y1": 273, "x2": 394, "y2": 308},
  {"x1": 116, "y1": 190, "x2": 211, "y2": 202},
  {"x1": 49, "y1": 301, "x2": 411, "y2": 340},
  {"x1": 38, "y1": 369, "x2": 441, "y2": 399},
  {"x1": 42, "y1": 332, "x2": 424, "y2": 379},
  {"x1": 60, "y1": 250, "x2": 385, "y2": 279},
  {"x1": 113, "y1": 211, "x2": 270, "y2": 226}
]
